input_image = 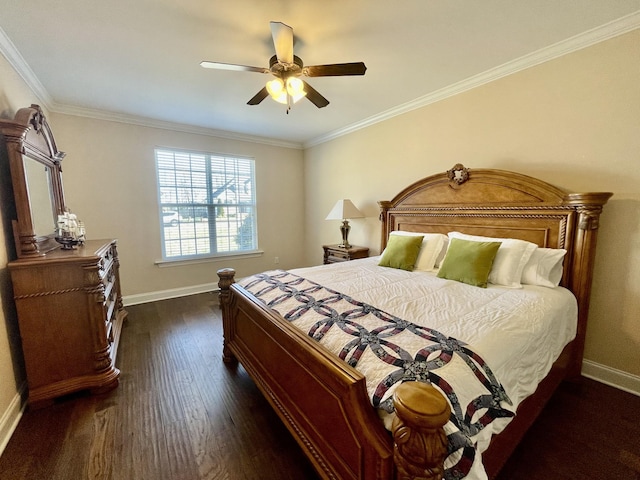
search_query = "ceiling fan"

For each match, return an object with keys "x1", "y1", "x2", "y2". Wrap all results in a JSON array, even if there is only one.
[{"x1": 200, "y1": 21, "x2": 367, "y2": 112}]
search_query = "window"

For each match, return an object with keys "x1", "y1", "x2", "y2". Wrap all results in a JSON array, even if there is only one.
[{"x1": 155, "y1": 148, "x2": 257, "y2": 260}]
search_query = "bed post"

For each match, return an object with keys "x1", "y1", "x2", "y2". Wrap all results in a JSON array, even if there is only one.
[
  {"x1": 564, "y1": 192, "x2": 612, "y2": 378},
  {"x1": 392, "y1": 382, "x2": 451, "y2": 480},
  {"x1": 217, "y1": 267, "x2": 237, "y2": 363}
]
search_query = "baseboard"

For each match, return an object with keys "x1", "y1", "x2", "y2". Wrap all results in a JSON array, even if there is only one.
[
  {"x1": 0, "y1": 383, "x2": 26, "y2": 457},
  {"x1": 122, "y1": 282, "x2": 219, "y2": 306},
  {"x1": 582, "y1": 359, "x2": 640, "y2": 397}
]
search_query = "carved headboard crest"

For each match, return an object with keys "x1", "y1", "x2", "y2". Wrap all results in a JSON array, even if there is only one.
[{"x1": 447, "y1": 163, "x2": 470, "y2": 187}]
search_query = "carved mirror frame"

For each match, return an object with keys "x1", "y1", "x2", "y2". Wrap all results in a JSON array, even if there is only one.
[{"x1": 0, "y1": 104, "x2": 66, "y2": 258}]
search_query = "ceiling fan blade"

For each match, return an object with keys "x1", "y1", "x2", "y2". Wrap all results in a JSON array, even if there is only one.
[
  {"x1": 270, "y1": 21, "x2": 294, "y2": 64},
  {"x1": 247, "y1": 87, "x2": 269, "y2": 105},
  {"x1": 200, "y1": 61, "x2": 269, "y2": 74},
  {"x1": 303, "y1": 62, "x2": 367, "y2": 77},
  {"x1": 301, "y1": 80, "x2": 329, "y2": 108}
]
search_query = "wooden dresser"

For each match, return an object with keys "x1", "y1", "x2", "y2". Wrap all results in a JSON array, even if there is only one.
[{"x1": 9, "y1": 239, "x2": 127, "y2": 406}]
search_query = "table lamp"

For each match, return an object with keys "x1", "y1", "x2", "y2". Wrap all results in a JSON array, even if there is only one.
[{"x1": 325, "y1": 199, "x2": 364, "y2": 249}]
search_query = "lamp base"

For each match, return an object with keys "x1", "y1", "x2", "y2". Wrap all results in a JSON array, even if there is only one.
[{"x1": 339, "y1": 220, "x2": 351, "y2": 249}]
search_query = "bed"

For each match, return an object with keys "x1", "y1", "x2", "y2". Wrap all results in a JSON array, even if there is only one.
[{"x1": 217, "y1": 164, "x2": 611, "y2": 480}]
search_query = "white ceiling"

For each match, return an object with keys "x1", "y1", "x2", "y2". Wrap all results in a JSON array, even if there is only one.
[{"x1": 1, "y1": 1, "x2": 639, "y2": 147}]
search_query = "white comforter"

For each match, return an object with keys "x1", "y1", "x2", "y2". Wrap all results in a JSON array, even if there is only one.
[{"x1": 289, "y1": 256, "x2": 578, "y2": 479}]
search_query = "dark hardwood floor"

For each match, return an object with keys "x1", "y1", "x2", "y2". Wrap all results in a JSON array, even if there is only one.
[{"x1": 0, "y1": 292, "x2": 638, "y2": 480}]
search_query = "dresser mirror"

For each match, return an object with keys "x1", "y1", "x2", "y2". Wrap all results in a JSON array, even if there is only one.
[
  {"x1": 24, "y1": 156, "x2": 55, "y2": 234},
  {"x1": 0, "y1": 104, "x2": 66, "y2": 258}
]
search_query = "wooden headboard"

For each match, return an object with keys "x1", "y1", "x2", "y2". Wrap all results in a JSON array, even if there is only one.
[{"x1": 379, "y1": 163, "x2": 612, "y2": 377}]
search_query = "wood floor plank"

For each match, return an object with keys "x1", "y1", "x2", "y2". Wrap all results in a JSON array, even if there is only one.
[
  {"x1": 1, "y1": 292, "x2": 638, "y2": 480},
  {"x1": 175, "y1": 370, "x2": 231, "y2": 480},
  {"x1": 86, "y1": 404, "x2": 116, "y2": 479},
  {"x1": 162, "y1": 418, "x2": 203, "y2": 480}
]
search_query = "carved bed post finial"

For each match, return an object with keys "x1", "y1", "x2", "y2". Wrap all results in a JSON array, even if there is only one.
[
  {"x1": 217, "y1": 268, "x2": 237, "y2": 363},
  {"x1": 392, "y1": 382, "x2": 451, "y2": 480},
  {"x1": 447, "y1": 163, "x2": 469, "y2": 186}
]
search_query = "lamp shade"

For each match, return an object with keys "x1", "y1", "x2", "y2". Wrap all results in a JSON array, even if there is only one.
[{"x1": 325, "y1": 199, "x2": 364, "y2": 220}]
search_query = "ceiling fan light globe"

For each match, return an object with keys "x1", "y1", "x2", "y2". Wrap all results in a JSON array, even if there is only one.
[
  {"x1": 272, "y1": 92, "x2": 289, "y2": 104},
  {"x1": 266, "y1": 78, "x2": 285, "y2": 97},
  {"x1": 291, "y1": 91, "x2": 307, "y2": 104},
  {"x1": 285, "y1": 77, "x2": 307, "y2": 103},
  {"x1": 286, "y1": 77, "x2": 304, "y2": 96}
]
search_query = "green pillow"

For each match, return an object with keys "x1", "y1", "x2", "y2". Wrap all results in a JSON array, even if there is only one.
[
  {"x1": 437, "y1": 238, "x2": 501, "y2": 287},
  {"x1": 379, "y1": 234, "x2": 424, "y2": 271}
]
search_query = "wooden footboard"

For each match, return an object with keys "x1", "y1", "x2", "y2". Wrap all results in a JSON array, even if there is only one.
[{"x1": 218, "y1": 268, "x2": 450, "y2": 480}]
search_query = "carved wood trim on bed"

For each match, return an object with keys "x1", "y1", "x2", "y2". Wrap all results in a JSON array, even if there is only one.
[{"x1": 217, "y1": 164, "x2": 611, "y2": 480}]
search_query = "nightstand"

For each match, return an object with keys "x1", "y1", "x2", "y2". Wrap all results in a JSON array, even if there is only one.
[{"x1": 323, "y1": 244, "x2": 369, "y2": 264}]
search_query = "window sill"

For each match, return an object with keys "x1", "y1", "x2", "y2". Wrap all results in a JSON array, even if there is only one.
[{"x1": 155, "y1": 250, "x2": 264, "y2": 268}]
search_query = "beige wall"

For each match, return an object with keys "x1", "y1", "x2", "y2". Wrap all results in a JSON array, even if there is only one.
[
  {"x1": 304, "y1": 30, "x2": 640, "y2": 378},
  {"x1": 0, "y1": 53, "x2": 43, "y2": 447},
  {"x1": 49, "y1": 114, "x2": 306, "y2": 297}
]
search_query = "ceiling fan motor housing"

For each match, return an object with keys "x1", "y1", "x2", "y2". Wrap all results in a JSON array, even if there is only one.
[{"x1": 269, "y1": 55, "x2": 304, "y2": 78}]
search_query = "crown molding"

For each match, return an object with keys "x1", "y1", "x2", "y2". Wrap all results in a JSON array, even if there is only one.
[
  {"x1": 305, "y1": 10, "x2": 640, "y2": 148},
  {"x1": 0, "y1": 27, "x2": 53, "y2": 108},
  {"x1": 50, "y1": 103, "x2": 304, "y2": 149}
]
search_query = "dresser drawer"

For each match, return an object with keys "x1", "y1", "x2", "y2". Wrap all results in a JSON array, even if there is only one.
[
  {"x1": 102, "y1": 262, "x2": 116, "y2": 291},
  {"x1": 99, "y1": 244, "x2": 116, "y2": 281},
  {"x1": 104, "y1": 277, "x2": 117, "y2": 322},
  {"x1": 328, "y1": 250, "x2": 350, "y2": 261}
]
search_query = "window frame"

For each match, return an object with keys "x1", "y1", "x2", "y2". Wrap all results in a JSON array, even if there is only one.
[{"x1": 154, "y1": 147, "x2": 258, "y2": 262}]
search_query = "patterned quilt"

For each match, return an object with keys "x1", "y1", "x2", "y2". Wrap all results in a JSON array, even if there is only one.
[{"x1": 240, "y1": 270, "x2": 515, "y2": 479}]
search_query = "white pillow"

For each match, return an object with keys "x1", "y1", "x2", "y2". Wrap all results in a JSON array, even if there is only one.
[
  {"x1": 389, "y1": 231, "x2": 448, "y2": 272},
  {"x1": 521, "y1": 248, "x2": 567, "y2": 288},
  {"x1": 447, "y1": 232, "x2": 537, "y2": 288},
  {"x1": 434, "y1": 237, "x2": 449, "y2": 269}
]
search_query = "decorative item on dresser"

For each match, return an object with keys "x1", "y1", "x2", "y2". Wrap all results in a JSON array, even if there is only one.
[
  {"x1": 0, "y1": 105, "x2": 127, "y2": 407},
  {"x1": 325, "y1": 198, "x2": 364, "y2": 248},
  {"x1": 323, "y1": 243, "x2": 369, "y2": 264}
]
